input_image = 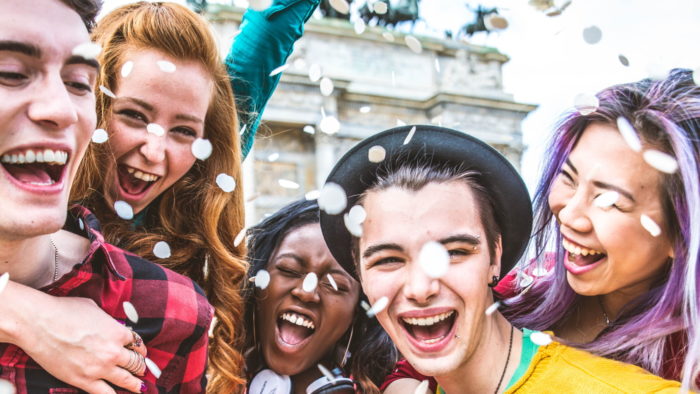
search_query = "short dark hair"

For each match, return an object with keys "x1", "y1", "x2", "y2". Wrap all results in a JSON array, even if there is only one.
[{"x1": 59, "y1": 0, "x2": 102, "y2": 31}]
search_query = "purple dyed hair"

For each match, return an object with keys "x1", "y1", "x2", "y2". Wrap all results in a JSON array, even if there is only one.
[{"x1": 504, "y1": 69, "x2": 700, "y2": 390}]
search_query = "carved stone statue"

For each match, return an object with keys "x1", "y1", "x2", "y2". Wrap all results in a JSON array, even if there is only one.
[{"x1": 358, "y1": 0, "x2": 421, "y2": 29}]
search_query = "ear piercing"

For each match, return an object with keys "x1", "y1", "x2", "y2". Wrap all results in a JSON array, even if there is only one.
[{"x1": 488, "y1": 275, "x2": 499, "y2": 287}]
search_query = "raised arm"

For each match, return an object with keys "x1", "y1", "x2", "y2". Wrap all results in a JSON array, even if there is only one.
[{"x1": 226, "y1": 0, "x2": 321, "y2": 159}]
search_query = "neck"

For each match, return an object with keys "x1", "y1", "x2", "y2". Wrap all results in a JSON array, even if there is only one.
[
  {"x1": 434, "y1": 314, "x2": 522, "y2": 394},
  {"x1": 0, "y1": 234, "x2": 55, "y2": 289},
  {"x1": 291, "y1": 366, "x2": 326, "y2": 394}
]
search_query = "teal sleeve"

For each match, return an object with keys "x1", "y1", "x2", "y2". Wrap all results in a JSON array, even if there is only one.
[{"x1": 226, "y1": 0, "x2": 321, "y2": 159}]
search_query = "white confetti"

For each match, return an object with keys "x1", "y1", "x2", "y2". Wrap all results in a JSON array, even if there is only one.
[
  {"x1": 366, "y1": 296, "x2": 388, "y2": 317},
  {"x1": 319, "y1": 116, "x2": 340, "y2": 135},
  {"x1": 122, "y1": 301, "x2": 139, "y2": 324},
  {"x1": 404, "y1": 126, "x2": 417, "y2": 145},
  {"x1": 593, "y1": 191, "x2": 620, "y2": 208},
  {"x1": 326, "y1": 274, "x2": 338, "y2": 291},
  {"x1": 519, "y1": 273, "x2": 534, "y2": 288},
  {"x1": 146, "y1": 123, "x2": 165, "y2": 137},
  {"x1": 616, "y1": 117, "x2": 642, "y2": 152},
  {"x1": 145, "y1": 357, "x2": 162, "y2": 379},
  {"x1": 485, "y1": 301, "x2": 501, "y2": 316},
  {"x1": 303, "y1": 125, "x2": 316, "y2": 135},
  {"x1": 0, "y1": 272, "x2": 9, "y2": 296},
  {"x1": 343, "y1": 212, "x2": 363, "y2": 237},
  {"x1": 329, "y1": 0, "x2": 350, "y2": 14},
  {"x1": 239, "y1": 124, "x2": 247, "y2": 136},
  {"x1": 303, "y1": 272, "x2": 318, "y2": 292},
  {"x1": 396, "y1": 119, "x2": 406, "y2": 127},
  {"x1": 320, "y1": 77, "x2": 334, "y2": 96},
  {"x1": 216, "y1": 173, "x2": 237, "y2": 192},
  {"x1": 360, "y1": 300, "x2": 370, "y2": 311},
  {"x1": 267, "y1": 152, "x2": 280, "y2": 162},
  {"x1": 530, "y1": 331, "x2": 553, "y2": 346},
  {"x1": 254, "y1": 269, "x2": 271, "y2": 290},
  {"x1": 414, "y1": 380, "x2": 430, "y2": 394},
  {"x1": 208, "y1": 316, "x2": 218, "y2": 338},
  {"x1": 582, "y1": 25, "x2": 602, "y2": 44},
  {"x1": 91, "y1": 128, "x2": 108, "y2": 143},
  {"x1": 152, "y1": 241, "x2": 171, "y2": 259},
  {"x1": 359, "y1": 105, "x2": 371, "y2": 113},
  {"x1": 640, "y1": 214, "x2": 662, "y2": 237},
  {"x1": 418, "y1": 241, "x2": 450, "y2": 279},
  {"x1": 0, "y1": 379, "x2": 15, "y2": 394},
  {"x1": 293, "y1": 58, "x2": 306, "y2": 70},
  {"x1": 156, "y1": 60, "x2": 176, "y2": 73},
  {"x1": 693, "y1": 67, "x2": 700, "y2": 86},
  {"x1": 318, "y1": 182, "x2": 347, "y2": 215},
  {"x1": 278, "y1": 179, "x2": 300, "y2": 189},
  {"x1": 618, "y1": 55, "x2": 630, "y2": 67},
  {"x1": 317, "y1": 364, "x2": 335, "y2": 382},
  {"x1": 99, "y1": 85, "x2": 116, "y2": 99},
  {"x1": 354, "y1": 18, "x2": 366, "y2": 34},
  {"x1": 382, "y1": 31, "x2": 395, "y2": 42},
  {"x1": 269, "y1": 64, "x2": 289, "y2": 77},
  {"x1": 121, "y1": 61, "x2": 134, "y2": 78},
  {"x1": 305, "y1": 189, "x2": 320, "y2": 200},
  {"x1": 434, "y1": 58, "x2": 441, "y2": 73},
  {"x1": 532, "y1": 266, "x2": 549, "y2": 277},
  {"x1": 431, "y1": 115, "x2": 442, "y2": 125},
  {"x1": 114, "y1": 200, "x2": 134, "y2": 220},
  {"x1": 72, "y1": 42, "x2": 101, "y2": 59},
  {"x1": 643, "y1": 150, "x2": 679, "y2": 174},
  {"x1": 234, "y1": 227, "x2": 247, "y2": 247},
  {"x1": 308, "y1": 64, "x2": 322, "y2": 82},
  {"x1": 373, "y1": 1, "x2": 388, "y2": 14},
  {"x1": 348, "y1": 205, "x2": 367, "y2": 224},
  {"x1": 484, "y1": 14, "x2": 508, "y2": 30},
  {"x1": 404, "y1": 35, "x2": 422, "y2": 54},
  {"x1": 78, "y1": 218, "x2": 84, "y2": 231},
  {"x1": 368, "y1": 145, "x2": 386, "y2": 163},
  {"x1": 191, "y1": 138, "x2": 213, "y2": 160},
  {"x1": 573, "y1": 93, "x2": 599, "y2": 115}
]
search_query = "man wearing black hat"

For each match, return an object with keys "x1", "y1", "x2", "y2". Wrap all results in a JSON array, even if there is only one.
[{"x1": 320, "y1": 125, "x2": 680, "y2": 393}]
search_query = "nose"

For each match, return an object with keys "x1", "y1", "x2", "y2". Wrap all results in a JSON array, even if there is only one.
[
  {"x1": 27, "y1": 74, "x2": 79, "y2": 129},
  {"x1": 556, "y1": 188, "x2": 593, "y2": 234},
  {"x1": 291, "y1": 280, "x2": 321, "y2": 304},
  {"x1": 139, "y1": 131, "x2": 166, "y2": 163},
  {"x1": 403, "y1": 261, "x2": 440, "y2": 305}
]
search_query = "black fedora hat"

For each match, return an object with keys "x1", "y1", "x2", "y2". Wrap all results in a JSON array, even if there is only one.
[{"x1": 319, "y1": 125, "x2": 532, "y2": 279}]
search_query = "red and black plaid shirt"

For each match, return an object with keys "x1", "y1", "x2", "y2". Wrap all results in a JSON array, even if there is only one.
[{"x1": 0, "y1": 205, "x2": 213, "y2": 393}]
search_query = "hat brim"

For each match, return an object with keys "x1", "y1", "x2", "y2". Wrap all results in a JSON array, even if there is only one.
[{"x1": 319, "y1": 125, "x2": 532, "y2": 279}]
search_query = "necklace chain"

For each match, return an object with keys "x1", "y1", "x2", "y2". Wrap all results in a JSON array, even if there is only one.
[
  {"x1": 494, "y1": 325, "x2": 514, "y2": 394},
  {"x1": 49, "y1": 236, "x2": 58, "y2": 282}
]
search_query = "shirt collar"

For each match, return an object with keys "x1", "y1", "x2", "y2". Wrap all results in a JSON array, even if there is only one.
[{"x1": 67, "y1": 204, "x2": 126, "y2": 280}]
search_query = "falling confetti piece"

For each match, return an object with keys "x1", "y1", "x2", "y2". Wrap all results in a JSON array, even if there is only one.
[
  {"x1": 92, "y1": 128, "x2": 108, "y2": 143},
  {"x1": 434, "y1": 58, "x2": 441, "y2": 73},
  {"x1": 343, "y1": 212, "x2": 363, "y2": 237},
  {"x1": 305, "y1": 189, "x2": 320, "y2": 200},
  {"x1": 693, "y1": 67, "x2": 700, "y2": 86},
  {"x1": 208, "y1": 316, "x2": 218, "y2": 338},
  {"x1": 373, "y1": 1, "x2": 388, "y2": 14},
  {"x1": 431, "y1": 115, "x2": 442, "y2": 125},
  {"x1": 317, "y1": 364, "x2": 335, "y2": 382},
  {"x1": 309, "y1": 64, "x2": 322, "y2": 82},
  {"x1": 643, "y1": 150, "x2": 679, "y2": 174},
  {"x1": 303, "y1": 272, "x2": 318, "y2": 292},
  {"x1": 234, "y1": 227, "x2": 247, "y2": 247},
  {"x1": 396, "y1": 119, "x2": 406, "y2": 127},
  {"x1": 618, "y1": 55, "x2": 630, "y2": 67},
  {"x1": 359, "y1": 106, "x2": 371, "y2": 113},
  {"x1": 255, "y1": 269, "x2": 271, "y2": 289},
  {"x1": 246, "y1": 193, "x2": 260, "y2": 203},
  {"x1": 368, "y1": 145, "x2": 386, "y2": 163},
  {"x1": 278, "y1": 179, "x2": 300, "y2": 189},
  {"x1": 329, "y1": 0, "x2": 350, "y2": 14},
  {"x1": 382, "y1": 32, "x2": 395, "y2": 42},
  {"x1": 519, "y1": 273, "x2": 534, "y2": 288},
  {"x1": 147, "y1": 123, "x2": 165, "y2": 137},
  {"x1": 153, "y1": 241, "x2": 171, "y2": 259},
  {"x1": 405, "y1": 35, "x2": 422, "y2": 54},
  {"x1": 593, "y1": 191, "x2": 620, "y2": 208},
  {"x1": 114, "y1": 200, "x2": 134, "y2": 220},
  {"x1": 616, "y1": 117, "x2": 642, "y2": 152},
  {"x1": 0, "y1": 272, "x2": 9, "y2": 296},
  {"x1": 145, "y1": 358, "x2": 162, "y2": 379},
  {"x1": 582, "y1": 26, "x2": 602, "y2": 44},
  {"x1": 122, "y1": 301, "x2": 139, "y2": 323},
  {"x1": 72, "y1": 42, "x2": 101, "y2": 59},
  {"x1": 319, "y1": 116, "x2": 340, "y2": 135},
  {"x1": 360, "y1": 300, "x2": 370, "y2": 311},
  {"x1": 267, "y1": 152, "x2": 280, "y2": 162},
  {"x1": 121, "y1": 61, "x2": 134, "y2": 78},
  {"x1": 156, "y1": 60, "x2": 176, "y2": 73},
  {"x1": 484, "y1": 14, "x2": 508, "y2": 30},
  {"x1": 239, "y1": 124, "x2": 247, "y2": 136},
  {"x1": 99, "y1": 85, "x2": 116, "y2": 99},
  {"x1": 532, "y1": 266, "x2": 549, "y2": 277},
  {"x1": 366, "y1": 296, "x2": 388, "y2": 317},
  {"x1": 485, "y1": 301, "x2": 501, "y2": 316},
  {"x1": 418, "y1": 241, "x2": 450, "y2": 279},
  {"x1": 326, "y1": 274, "x2": 338, "y2": 291},
  {"x1": 530, "y1": 331, "x2": 553, "y2": 346},
  {"x1": 320, "y1": 77, "x2": 334, "y2": 96},
  {"x1": 216, "y1": 173, "x2": 237, "y2": 192},
  {"x1": 191, "y1": 138, "x2": 213, "y2": 160},
  {"x1": 269, "y1": 64, "x2": 289, "y2": 77},
  {"x1": 414, "y1": 380, "x2": 430, "y2": 394},
  {"x1": 640, "y1": 214, "x2": 662, "y2": 237},
  {"x1": 303, "y1": 125, "x2": 316, "y2": 135},
  {"x1": 404, "y1": 126, "x2": 417, "y2": 145},
  {"x1": 293, "y1": 58, "x2": 306, "y2": 70},
  {"x1": 318, "y1": 182, "x2": 347, "y2": 215},
  {"x1": 354, "y1": 18, "x2": 366, "y2": 34},
  {"x1": 348, "y1": 205, "x2": 367, "y2": 224},
  {"x1": 573, "y1": 93, "x2": 599, "y2": 115},
  {"x1": 0, "y1": 379, "x2": 14, "y2": 394},
  {"x1": 78, "y1": 218, "x2": 84, "y2": 231}
]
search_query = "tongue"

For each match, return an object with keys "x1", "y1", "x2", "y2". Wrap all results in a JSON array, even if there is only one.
[
  {"x1": 278, "y1": 321, "x2": 312, "y2": 345},
  {"x1": 569, "y1": 252, "x2": 605, "y2": 267},
  {"x1": 118, "y1": 168, "x2": 150, "y2": 195},
  {"x1": 4, "y1": 164, "x2": 52, "y2": 184},
  {"x1": 411, "y1": 318, "x2": 452, "y2": 341}
]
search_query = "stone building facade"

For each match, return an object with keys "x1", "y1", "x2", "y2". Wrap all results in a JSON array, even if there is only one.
[{"x1": 207, "y1": 6, "x2": 536, "y2": 223}]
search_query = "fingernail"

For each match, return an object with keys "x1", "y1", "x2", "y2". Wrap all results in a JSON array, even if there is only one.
[{"x1": 140, "y1": 382, "x2": 147, "y2": 393}]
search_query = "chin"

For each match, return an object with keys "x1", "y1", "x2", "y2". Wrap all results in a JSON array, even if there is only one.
[{"x1": 407, "y1": 352, "x2": 463, "y2": 378}]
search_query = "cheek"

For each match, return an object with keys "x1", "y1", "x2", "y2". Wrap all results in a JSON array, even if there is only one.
[
  {"x1": 548, "y1": 181, "x2": 569, "y2": 213},
  {"x1": 167, "y1": 142, "x2": 197, "y2": 177}
]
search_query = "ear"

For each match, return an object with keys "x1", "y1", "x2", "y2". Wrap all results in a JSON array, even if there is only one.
[{"x1": 488, "y1": 235, "x2": 503, "y2": 279}]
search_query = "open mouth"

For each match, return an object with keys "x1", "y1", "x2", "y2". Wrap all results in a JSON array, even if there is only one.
[
  {"x1": 117, "y1": 164, "x2": 160, "y2": 196},
  {"x1": 401, "y1": 310, "x2": 456, "y2": 344},
  {"x1": 277, "y1": 311, "x2": 316, "y2": 346},
  {"x1": 1, "y1": 148, "x2": 67, "y2": 187},
  {"x1": 562, "y1": 238, "x2": 606, "y2": 267}
]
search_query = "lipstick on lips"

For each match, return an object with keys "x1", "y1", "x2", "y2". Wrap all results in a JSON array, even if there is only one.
[{"x1": 562, "y1": 237, "x2": 606, "y2": 275}]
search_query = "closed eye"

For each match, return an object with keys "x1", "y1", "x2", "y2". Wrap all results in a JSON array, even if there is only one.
[
  {"x1": 117, "y1": 109, "x2": 148, "y2": 123},
  {"x1": 172, "y1": 126, "x2": 197, "y2": 138},
  {"x1": 0, "y1": 71, "x2": 28, "y2": 86},
  {"x1": 277, "y1": 267, "x2": 302, "y2": 278}
]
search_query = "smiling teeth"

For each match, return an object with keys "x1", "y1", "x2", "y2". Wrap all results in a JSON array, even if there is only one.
[
  {"x1": 562, "y1": 239, "x2": 603, "y2": 257},
  {"x1": 280, "y1": 312, "x2": 315, "y2": 330},
  {"x1": 1, "y1": 149, "x2": 67, "y2": 165},
  {"x1": 126, "y1": 167, "x2": 159, "y2": 182},
  {"x1": 402, "y1": 311, "x2": 454, "y2": 326}
]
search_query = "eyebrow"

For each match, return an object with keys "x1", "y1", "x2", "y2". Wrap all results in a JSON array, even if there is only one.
[
  {"x1": 564, "y1": 159, "x2": 578, "y2": 175},
  {"x1": 439, "y1": 234, "x2": 481, "y2": 246},
  {"x1": 118, "y1": 97, "x2": 204, "y2": 124},
  {"x1": 362, "y1": 243, "x2": 403, "y2": 260},
  {"x1": 0, "y1": 41, "x2": 99, "y2": 70},
  {"x1": 67, "y1": 55, "x2": 99, "y2": 70},
  {"x1": 362, "y1": 234, "x2": 481, "y2": 260},
  {"x1": 274, "y1": 253, "x2": 305, "y2": 266},
  {"x1": 565, "y1": 159, "x2": 635, "y2": 202}
]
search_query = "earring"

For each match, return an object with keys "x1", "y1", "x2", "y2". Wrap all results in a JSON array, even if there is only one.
[
  {"x1": 488, "y1": 275, "x2": 499, "y2": 287},
  {"x1": 340, "y1": 325, "x2": 355, "y2": 367}
]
